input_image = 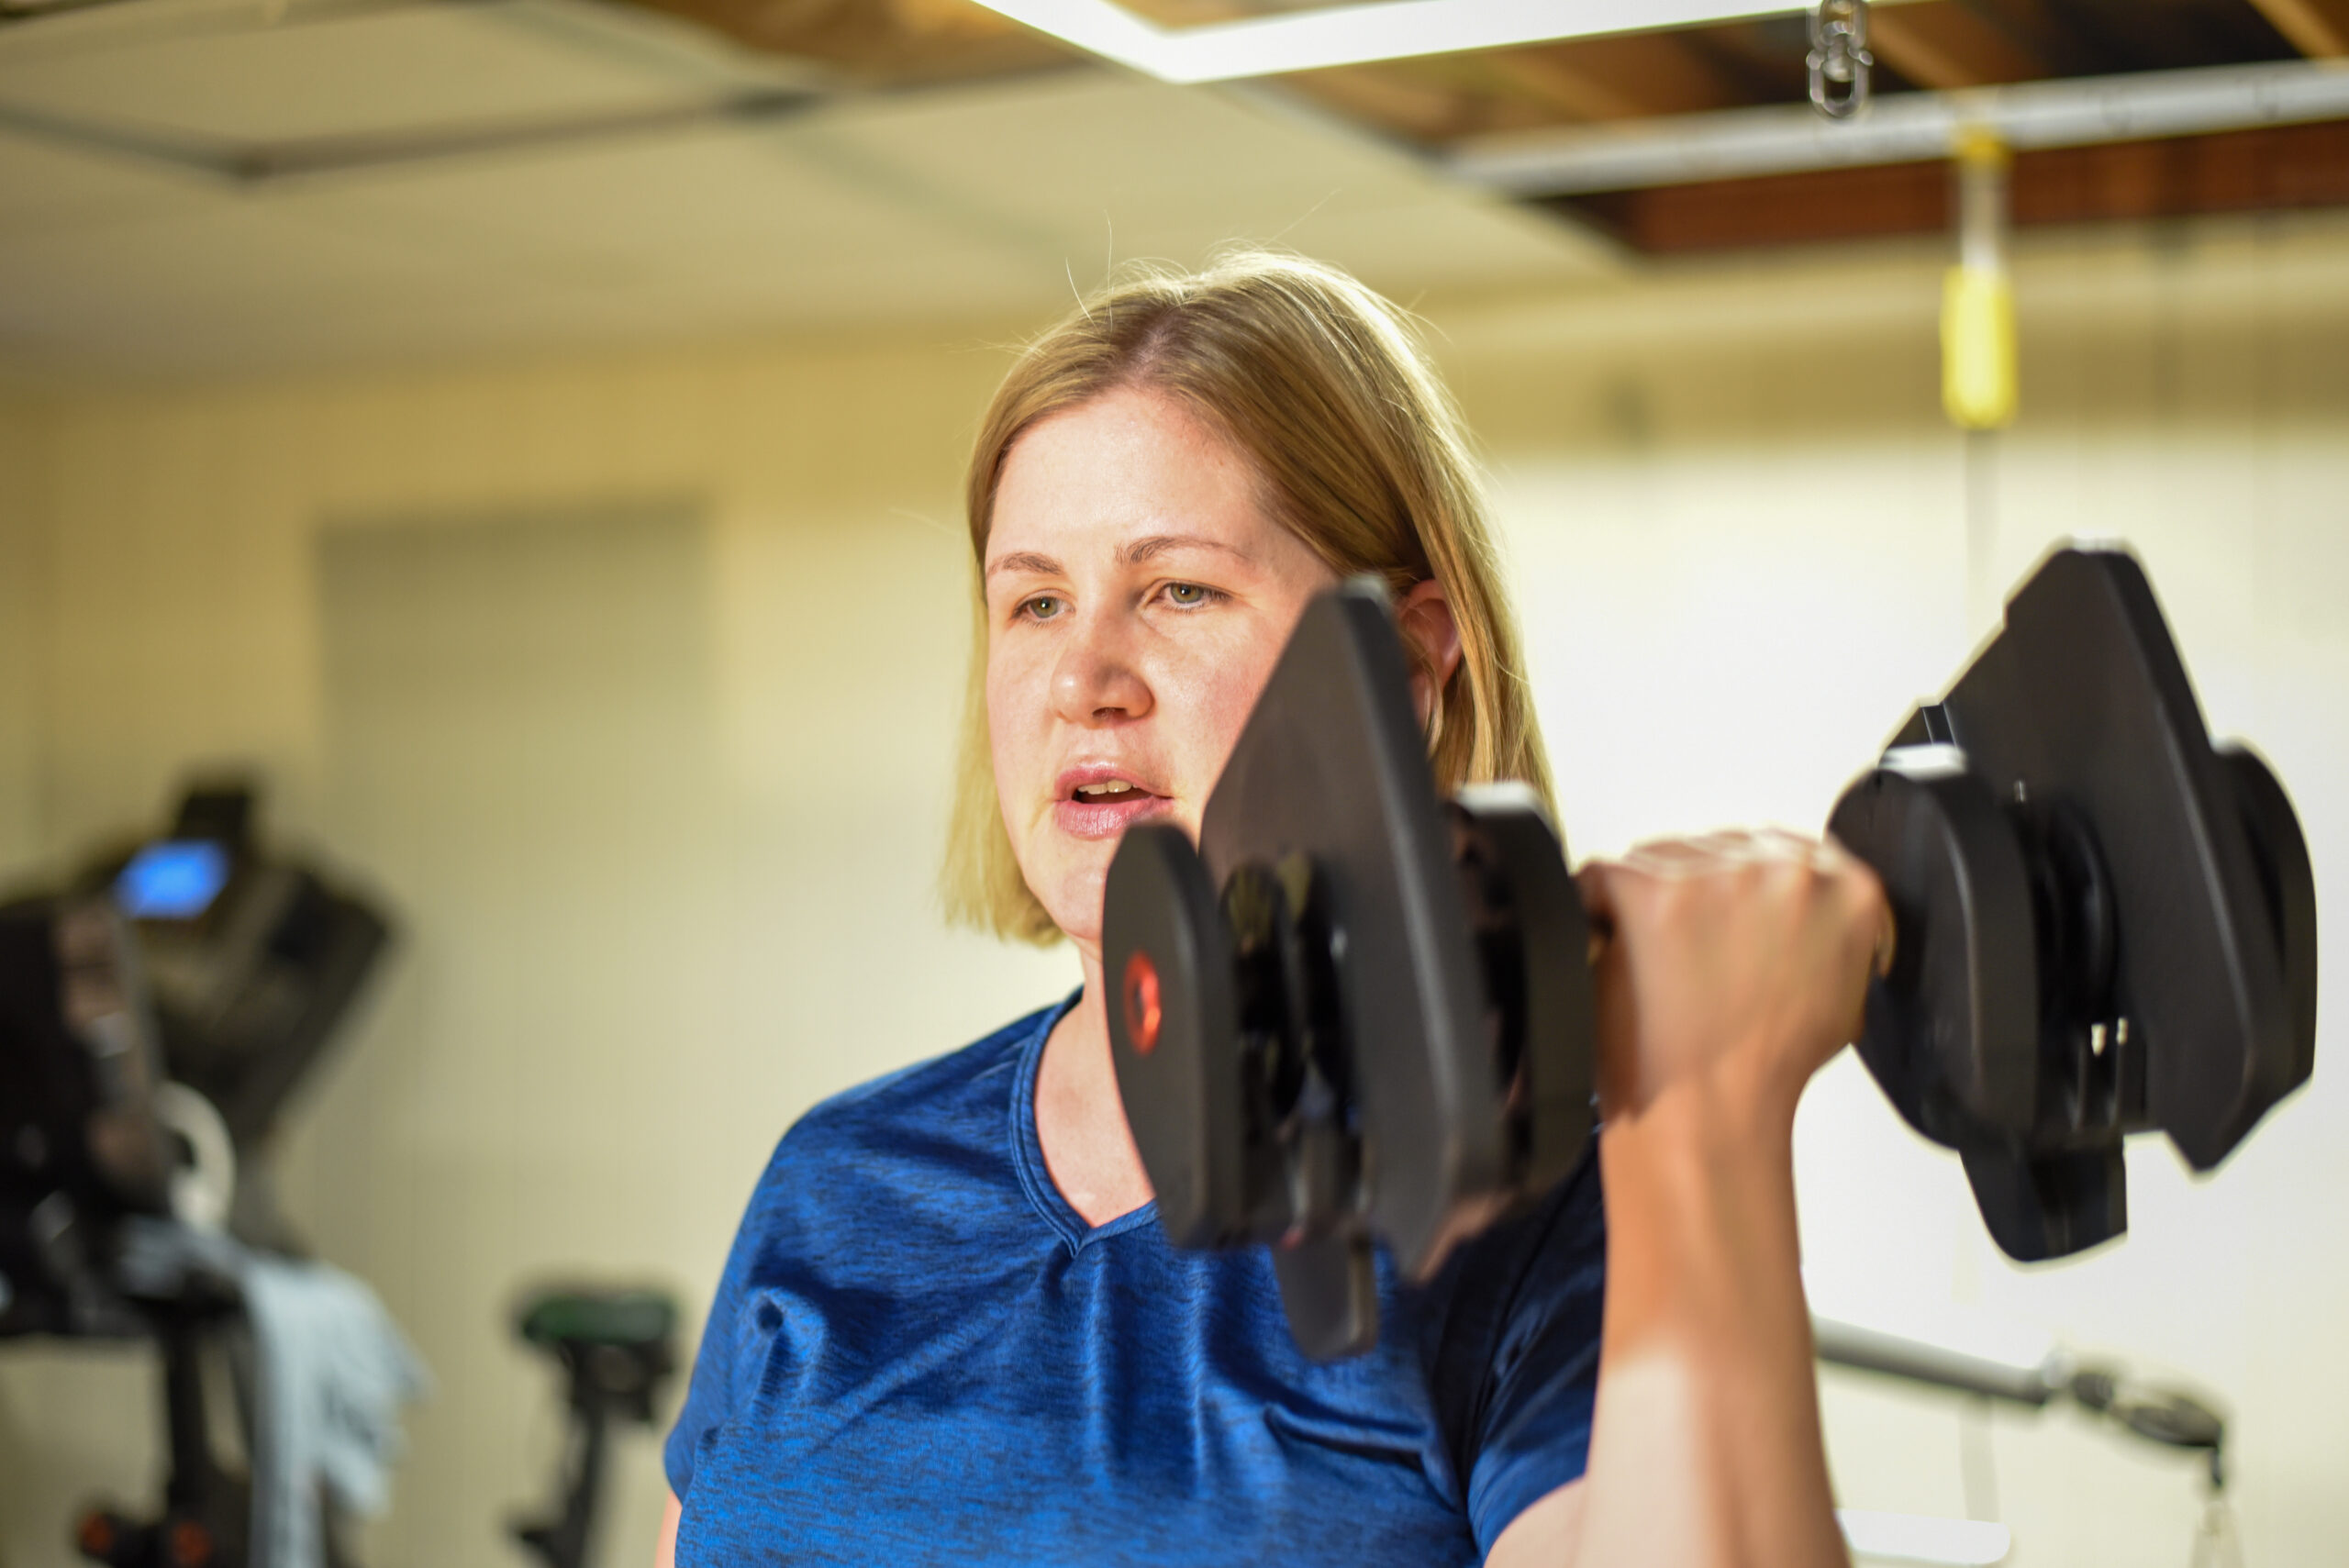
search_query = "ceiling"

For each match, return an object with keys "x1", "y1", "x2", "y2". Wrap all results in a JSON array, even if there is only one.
[
  {"x1": 632, "y1": 0, "x2": 2349, "y2": 250},
  {"x1": 2, "y1": 0, "x2": 2344, "y2": 384},
  {"x1": 1185, "y1": 0, "x2": 2318, "y2": 136},
  {"x1": 0, "y1": 0, "x2": 1606, "y2": 384}
]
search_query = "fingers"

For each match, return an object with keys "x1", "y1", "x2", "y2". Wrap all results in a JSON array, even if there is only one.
[
  {"x1": 1849, "y1": 862, "x2": 1896, "y2": 979},
  {"x1": 1577, "y1": 827, "x2": 1908, "y2": 1124},
  {"x1": 1581, "y1": 829, "x2": 1887, "y2": 970},
  {"x1": 1610, "y1": 828, "x2": 1843, "y2": 882},
  {"x1": 1575, "y1": 858, "x2": 1622, "y2": 922},
  {"x1": 1575, "y1": 862, "x2": 1622, "y2": 967}
]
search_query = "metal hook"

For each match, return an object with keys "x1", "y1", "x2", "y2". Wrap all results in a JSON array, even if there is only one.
[{"x1": 1809, "y1": 0, "x2": 1874, "y2": 121}]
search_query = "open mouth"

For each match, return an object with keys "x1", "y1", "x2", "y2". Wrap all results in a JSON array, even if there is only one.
[{"x1": 1055, "y1": 771, "x2": 1171, "y2": 838}]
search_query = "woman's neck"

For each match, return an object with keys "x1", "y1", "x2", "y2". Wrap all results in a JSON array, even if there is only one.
[{"x1": 1033, "y1": 950, "x2": 1156, "y2": 1229}]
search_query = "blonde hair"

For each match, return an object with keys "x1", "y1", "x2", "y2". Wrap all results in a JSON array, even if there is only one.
[{"x1": 945, "y1": 250, "x2": 1552, "y2": 945}]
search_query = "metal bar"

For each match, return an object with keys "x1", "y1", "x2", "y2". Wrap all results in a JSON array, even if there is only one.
[
  {"x1": 0, "y1": 96, "x2": 236, "y2": 176},
  {"x1": 1812, "y1": 1312, "x2": 2066, "y2": 1407},
  {"x1": 237, "y1": 87, "x2": 818, "y2": 181},
  {"x1": 1452, "y1": 58, "x2": 2349, "y2": 195},
  {"x1": 0, "y1": 85, "x2": 819, "y2": 184}
]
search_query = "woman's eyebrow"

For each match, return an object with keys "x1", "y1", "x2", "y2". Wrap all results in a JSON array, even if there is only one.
[
  {"x1": 985, "y1": 550, "x2": 1063, "y2": 581},
  {"x1": 1121, "y1": 533, "x2": 1252, "y2": 566}
]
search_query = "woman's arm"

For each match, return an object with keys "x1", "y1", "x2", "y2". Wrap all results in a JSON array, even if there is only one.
[
  {"x1": 1489, "y1": 830, "x2": 1881, "y2": 1568},
  {"x1": 655, "y1": 1490, "x2": 681, "y2": 1568}
]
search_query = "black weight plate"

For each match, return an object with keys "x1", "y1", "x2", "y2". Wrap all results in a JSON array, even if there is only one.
[
  {"x1": 1932, "y1": 549, "x2": 2304, "y2": 1171},
  {"x1": 1104, "y1": 821, "x2": 1249, "y2": 1249},
  {"x1": 2216, "y1": 743, "x2": 2318, "y2": 1092},
  {"x1": 1272, "y1": 1233, "x2": 1378, "y2": 1362},
  {"x1": 1451, "y1": 784, "x2": 1595, "y2": 1195},
  {"x1": 1831, "y1": 761, "x2": 2041, "y2": 1148},
  {"x1": 1198, "y1": 580, "x2": 1498, "y2": 1277},
  {"x1": 1959, "y1": 1143, "x2": 2127, "y2": 1262}
]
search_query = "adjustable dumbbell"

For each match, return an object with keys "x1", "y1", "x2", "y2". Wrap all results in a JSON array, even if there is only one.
[
  {"x1": 1104, "y1": 583, "x2": 1595, "y2": 1359},
  {"x1": 1104, "y1": 547, "x2": 2316, "y2": 1360},
  {"x1": 1828, "y1": 548, "x2": 2314, "y2": 1261}
]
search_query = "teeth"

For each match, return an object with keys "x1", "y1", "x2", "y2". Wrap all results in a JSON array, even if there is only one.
[{"x1": 1077, "y1": 780, "x2": 1135, "y2": 796}]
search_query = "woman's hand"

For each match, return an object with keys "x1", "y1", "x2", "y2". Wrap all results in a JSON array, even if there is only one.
[{"x1": 1578, "y1": 828, "x2": 1889, "y2": 1136}]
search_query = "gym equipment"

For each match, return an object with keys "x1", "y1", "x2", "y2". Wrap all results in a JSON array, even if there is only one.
[
  {"x1": 509, "y1": 1287, "x2": 679, "y2": 1568},
  {"x1": 1, "y1": 783, "x2": 394, "y2": 1567},
  {"x1": 112, "y1": 785, "x2": 391, "y2": 1167},
  {"x1": 1104, "y1": 582, "x2": 1595, "y2": 1359},
  {"x1": 1829, "y1": 550, "x2": 2314, "y2": 1261},
  {"x1": 3, "y1": 783, "x2": 392, "y2": 1333},
  {"x1": 1812, "y1": 1302, "x2": 2236, "y2": 1561},
  {"x1": 1102, "y1": 546, "x2": 2315, "y2": 1359},
  {"x1": 1812, "y1": 1307, "x2": 2228, "y2": 1485},
  {"x1": 0, "y1": 895, "x2": 176, "y2": 1340},
  {"x1": 68, "y1": 1265, "x2": 264, "y2": 1568}
]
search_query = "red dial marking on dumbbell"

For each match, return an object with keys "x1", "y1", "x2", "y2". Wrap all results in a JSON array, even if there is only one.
[{"x1": 1123, "y1": 950, "x2": 1163, "y2": 1056}]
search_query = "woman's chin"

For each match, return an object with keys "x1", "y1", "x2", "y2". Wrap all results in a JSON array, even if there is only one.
[{"x1": 1031, "y1": 867, "x2": 1108, "y2": 956}]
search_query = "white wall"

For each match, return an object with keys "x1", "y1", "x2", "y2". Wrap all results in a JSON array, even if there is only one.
[
  {"x1": 1, "y1": 211, "x2": 2344, "y2": 1567},
  {"x1": 0, "y1": 398, "x2": 46, "y2": 877}
]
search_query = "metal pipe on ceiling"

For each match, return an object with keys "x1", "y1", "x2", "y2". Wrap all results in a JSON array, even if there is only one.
[{"x1": 1450, "y1": 58, "x2": 2349, "y2": 196}]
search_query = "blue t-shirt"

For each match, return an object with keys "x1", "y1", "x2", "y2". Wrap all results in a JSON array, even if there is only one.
[{"x1": 665, "y1": 996, "x2": 1606, "y2": 1565}]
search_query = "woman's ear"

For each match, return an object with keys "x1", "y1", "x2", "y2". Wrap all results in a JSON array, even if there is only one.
[{"x1": 1397, "y1": 578, "x2": 1463, "y2": 728}]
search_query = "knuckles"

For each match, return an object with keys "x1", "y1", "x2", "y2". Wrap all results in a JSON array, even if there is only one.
[{"x1": 1598, "y1": 830, "x2": 1885, "y2": 953}]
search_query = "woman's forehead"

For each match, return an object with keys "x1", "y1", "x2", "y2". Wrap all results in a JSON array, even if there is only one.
[{"x1": 987, "y1": 387, "x2": 1279, "y2": 567}]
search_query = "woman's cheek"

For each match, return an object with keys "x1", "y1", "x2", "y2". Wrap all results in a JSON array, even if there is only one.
[
  {"x1": 985, "y1": 657, "x2": 1053, "y2": 826},
  {"x1": 1167, "y1": 644, "x2": 1276, "y2": 788}
]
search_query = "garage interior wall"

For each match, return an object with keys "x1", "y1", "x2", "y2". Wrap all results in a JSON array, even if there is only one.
[
  {"x1": 0, "y1": 400, "x2": 45, "y2": 878},
  {"x1": 1, "y1": 210, "x2": 2345, "y2": 1567}
]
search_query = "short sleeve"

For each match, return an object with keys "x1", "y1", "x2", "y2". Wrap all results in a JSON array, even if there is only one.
[
  {"x1": 663, "y1": 1141, "x2": 785, "y2": 1500},
  {"x1": 1414, "y1": 1149, "x2": 1608, "y2": 1557}
]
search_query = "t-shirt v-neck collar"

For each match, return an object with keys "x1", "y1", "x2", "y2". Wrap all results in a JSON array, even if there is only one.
[{"x1": 1008, "y1": 989, "x2": 1161, "y2": 1255}]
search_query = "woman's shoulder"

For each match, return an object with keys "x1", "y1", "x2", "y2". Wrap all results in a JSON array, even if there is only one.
[
  {"x1": 719, "y1": 997, "x2": 1069, "y2": 1261},
  {"x1": 771, "y1": 995, "x2": 1066, "y2": 1162}
]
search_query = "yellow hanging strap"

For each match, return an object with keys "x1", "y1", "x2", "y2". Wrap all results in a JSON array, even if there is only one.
[{"x1": 1943, "y1": 128, "x2": 2017, "y2": 430}]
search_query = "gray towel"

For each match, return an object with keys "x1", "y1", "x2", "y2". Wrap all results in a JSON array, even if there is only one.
[{"x1": 117, "y1": 1218, "x2": 430, "y2": 1568}]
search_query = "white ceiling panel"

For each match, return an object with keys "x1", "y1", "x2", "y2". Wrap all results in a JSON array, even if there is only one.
[
  {"x1": 0, "y1": 0, "x2": 771, "y2": 143},
  {"x1": 0, "y1": 0, "x2": 1604, "y2": 382},
  {"x1": 0, "y1": 124, "x2": 217, "y2": 231},
  {"x1": 829, "y1": 74, "x2": 1423, "y2": 216},
  {"x1": 0, "y1": 197, "x2": 490, "y2": 342},
  {"x1": 284, "y1": 128, "x2": 999, "y2": 270}
]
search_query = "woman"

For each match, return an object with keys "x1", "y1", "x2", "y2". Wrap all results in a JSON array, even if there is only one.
[{"x1": 657, "y1": 253, "x2": 1882, "y2": 1566}]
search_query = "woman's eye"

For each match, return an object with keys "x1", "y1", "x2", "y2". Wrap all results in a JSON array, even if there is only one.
[
  {"x1": 1163, "y1": 582, "x2": 1220, "y2": 608},
  {"x1": 1020, "y1": 595, "x2": 1063, "y2": 621}
]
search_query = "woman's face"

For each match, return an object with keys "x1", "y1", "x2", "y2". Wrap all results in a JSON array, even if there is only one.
[{"x1": 985, "y1": 385, "x2": 1340, "y2": 954}]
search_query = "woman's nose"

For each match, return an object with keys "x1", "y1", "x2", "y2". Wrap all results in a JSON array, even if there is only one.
[{"x1": 1051, "y1": 607, "x2": 1153, "y2": 727}]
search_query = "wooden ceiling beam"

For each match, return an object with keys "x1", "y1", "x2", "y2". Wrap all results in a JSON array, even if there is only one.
[
  {"x1": 1504, "y1": 33, "x2": 1749, "y2": 118},
  {"x1": 625, "y1": 0, "x2": 1070, "y2": 84},
  {"x1": 1282, "y1": 66, "x2": 1492, "y2": 143},
  {"x1": 1281, "y1": 29, "x2": 1748, "y2": 145},
  {"x1": 2248, "y1": 0, "x2": 2349, "y2": 57},
  {"x1": 1551, "y1": 118, "x2": 2349, "y2": 253},
  {"x1": 1472, "y1": 50, "x2": 1654, "y2": 123},
  {"x1": 1866, "y1": 1, "x2": 2050, "y2": 89}
]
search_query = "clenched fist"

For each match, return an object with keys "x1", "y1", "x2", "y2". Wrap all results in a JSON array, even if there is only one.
[{"x1": 1577, "y1": 829, "x2": 1891, "y2": 1132}]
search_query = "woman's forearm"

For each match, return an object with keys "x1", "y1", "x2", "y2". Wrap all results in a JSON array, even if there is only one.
[{"x1": 1573, "y1": 1063, "x2": 1845, "y2": 1568}]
